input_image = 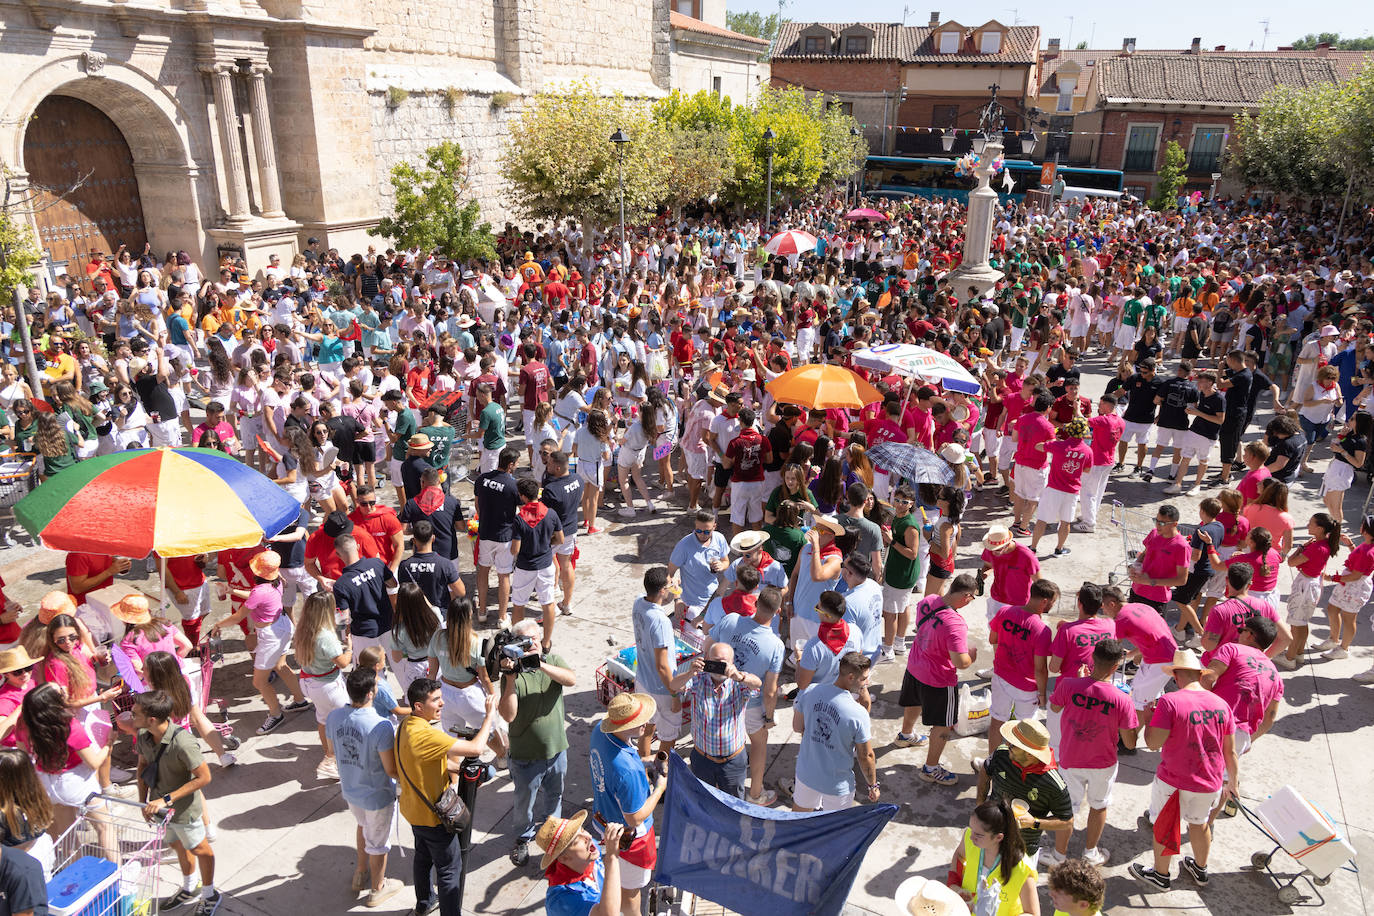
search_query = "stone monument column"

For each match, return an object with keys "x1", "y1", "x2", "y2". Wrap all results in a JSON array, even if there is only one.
[
  {"x1": 203, "y1": 62, "x2": 252, "y2": 222},
  {"x1": 947, "y1": 137, "x2": 1006, "y2": 298},
  {"x1": 246, "y1": 63, "x2": 285, "y2": 219}
]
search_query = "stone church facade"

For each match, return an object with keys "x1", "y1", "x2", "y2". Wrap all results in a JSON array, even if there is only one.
[{"x1": 0, "y1": 0, "x2": 670, "y2": 277}]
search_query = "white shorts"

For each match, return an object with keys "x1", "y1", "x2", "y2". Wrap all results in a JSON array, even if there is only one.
[
  {"x1": 990, "y1": 675, "x2": 1039, "y2": 721},
  {"x1": 439, "y1": 680, "x2": 489, "y2": 737},
  {"x1": 389, "y1": 458, "x2": 404, "y2": 486},
  {"x1": 578, "y1": 460, "x2": 604, "y2": 490},
  {"x1": 477, "y1": 539, "x2": 515, "y2": 575},
  {"x1": 300, "y1": 673, "x2": 348, "y2": 724},
  {"x1": 1070, "y1": 319, "x2": 1090, "y2": 338},
  {"x1": 522, "y1": 410, "x2": 538, "y2": 437},
  {"x1": 479, "y1": 447, "x2": 500, "y2": 474},
  {"x1": 881, "y1": 583, "x2": 915, "y2": 616},
  {"x1": 744, "y1": 704, "x2": 767, "y2": 735},
  {"x1": 511, "y1": 564, "x2": 558, "y2": 607},
  {"x1": 792, "y1": 778, "x2": 853, "y2": 812},
  {"x1": 730, "y1": 479, "x2": 767, "y2": 525},
  {"x1": 997, "y1": 434, "x2": 1017, "y2": 466},
  {"x1": 685, "y1": 450, "x2": 709, "y2": 480},
  {"x1": 393, "y1": 657, "x2": 428, "y2": 697},
  {"x1": 1130, "y1": 660, "x2": 1171, "y2": 710},
  {"x1": 39, "y1": 765, "x2": 100, "y2": 809},
  {"x1": 1321, "y1": 459, "x2": 1355, "y2": 496},
  {"x1": 1014, "y1": 465, "x2": 1048, "y2": 501},
  {"x1": 620, "y1": 855, "x2": 653, "y2": 890},
  {"x1": 1235, "y1": 728, "x2": 1252, "y2": 757},
  {"x1": 1063, "y1": 764, "x2": 1119, "y2": 811},
  {"x1": 1113, "y1": 324, "x2": 1138, "y2": 350},
  {"x1": 986, "y1": 597, "x2": 1010, "y2": 625},
  {"x1": 349, "y1": 801, "x2": 398, "y2": 855},
  {"x1": 1036, "y1": 487, "x2": 1079, "y2": 525},
  {"x1": 253, "y1": 615, "x2": 293, "y2": 671},
  {"x1": 1010, "y1": 326, "x2": 1027, "y2": 351},
  {"x1": 633, "y1": 682, "x2": 681, "y2": 742},
  {"x1": 554, "y1": 532, "x2": 577, "y2": 557},
  {"x1": 1121, "y1": 421, "x2": 1153, "y2": 445},
  {"x1": 1286, "y1": 573, "x2": 1322, "y2": 625},
  {"x1": 1331, "y1": 576, "x2": 1374, "y2": 612},
  {"x1": 617, "y1": 447, "x2": 646, "y2": 470},
  {"x1": 1153, "y1": 426, "x2": 1188, "y2": 449},
  {"x1": 171, "y1": 582, "x2": 212, "y2": 621},
  {"x1": 1096, "y1": 314, "x2": 1116, "y2": 334},
  {"x1": 980, "y1": 428, "x2": 1002, "y2": 458},
  {"x1": 1149, "y1": 774, "x2": 1220, "y2": 826},
  {"x1": 148, "y1": 418, "x2": 183, "y2": 448},
  {"x1": 1180, "y1": 431, "x2": 1215, "y2": 461},
  {"x1": 1172, "y1": 316, "x2": 1190, "y2": 335}
]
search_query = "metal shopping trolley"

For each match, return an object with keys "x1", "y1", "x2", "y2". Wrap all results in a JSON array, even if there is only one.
[
  {"x1": 1239, "y1": 787, "x2": 1359, "y2": 905},
  {"x1": 49, "y1": 793, "x2": 169, "y2": 916},
  {"x1": 0, "y1": 450, "x2": 38, "y2": 546},
  {"x1": 1106, "y1": 500, "x2": 1158, "y2": 586}
]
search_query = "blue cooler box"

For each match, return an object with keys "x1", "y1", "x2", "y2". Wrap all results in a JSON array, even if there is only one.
[{"x1": 47, "y1": 856, "x2": 119, "y2": 916}]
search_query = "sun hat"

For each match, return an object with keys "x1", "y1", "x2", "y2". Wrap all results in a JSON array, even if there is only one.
[
  {"x1": 812, "y1": 514, "x2": 846, "y2": 536},
  {"x1": 982, "y1": 525, "x2": 1013, "y2": 553},
  {"x1": 894, "y1": 875, "x2": 971, "y2": 916},
  {"x1": 535, "y1": 810, "x2": 589, "y2": 871},
  {"x1": 1000, "y1": 718, "x2": 1055, "y2": 765},
  {"x1": 456, "y1": 316, "x2": 477, "y2": 329},
  {"x1": 1320, "y1": 325, "x2": 1339, "y2": 337},
  {"x1": 407, "y1": 433, "x2": 434, "y2": 452},
  {"x1": 38, "y1": 592, "x2": 77, "y2": 625},
  {"x1": 126, "y1": 357, "x2": 149, "y2": 378},
  {"x1": 248, "y1": 551, "x2": 281, "y2": 581},
  {"x1": 111, "y1": 594, "x2": 153, "y2": 625},
  {"x1": 1163, "y1": 648, "x2": 1204, "y2": 675},
  {"x1": 600, "y1": 692, "x2": 657, "y2": 734},
  {"x1": 0, "y1": 647, "x2": 43, "y2": 675},
  {"x1": 938, "y1": 443, "x2": 967, "y2": 465},
  {"x1": 730, "y1": 530, "x2": 768, "y2": 553}
]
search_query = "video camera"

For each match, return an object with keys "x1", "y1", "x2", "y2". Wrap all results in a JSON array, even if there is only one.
[{"x1": 484, "y1": 628, "x2": 540, "y2": 678}]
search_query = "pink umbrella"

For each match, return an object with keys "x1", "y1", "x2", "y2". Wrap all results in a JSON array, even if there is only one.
[
  {"x1": 763, "y1": 230, "x2": 818, "y2": 257},
  {"x1": 845, "y1": 208, "x2": 888, "y2": 221}
]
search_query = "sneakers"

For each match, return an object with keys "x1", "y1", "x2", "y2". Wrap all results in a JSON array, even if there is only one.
[
  {"x1": 1180, "y1": 856, "x2": 1209, "y2": 887},
  {"x1": 1273, "y1": 655, "x2": 1298, "y2": 671},
  {"x1": 366, "y1": 878, "x2": 404, "y2": 908},
  {"x1": 1313, "y1": 639, "x2": 1339, "y2": 652},
  {"x1": 283, "y1": 699, "x2": 313, "y2": 713},
  {"x1": 878, "y1": 646, "x2": 895, "y2": 663},
  {"x1": 1353, "y1": 668, "x2": 1374, "y2": 684},
  {"x1": 1083, "y1": 846, "x2": 1110, "y2": 866},
  {"x1": 1039, "y1": 847, "x2": 1067, "y2": 867},
  {"x1": 647, "y1": 500, "x2": 658, "y2": 514},
  {"x1": 256, "y1": 714, "x2": 285, "y2": 735},
  {"x1": 510, "y1": 842, "x2": 530, "y2": 867},
  {"x1": 162, "y1": 888, "x2": 200, "y2": 909},
  {"x1": 919, "y1": 764, "x2": 958, "y2": 786},
  {"x1": 586, "y1": 526, "x2": 603, "y2": 535},
  {"x1": 1185, "y1": 486, "x2": 1201, "y2": 496},
  {"x1": 1163, "y1": 483, "x2": 1183, "y2": 494},
  {"x1": 617, "y1": 506, "x2": 637, "y2": 518},
  {"x1": 894, "y1": 639, "x2": 909, "y2": 656},
  {"x1": 193, "y1": 890, "x2": 223, "y2": 916},
  {"x1": 1052, "y1": 547, "x2": 1071, "y2": 557},
  {"x1": 316, "y1": 757, "x2": 339, "y2": 780},
  {"x1": 1129, "y1": 863, "x2": 1171, "y2": 891},
  {"x1": 892, "y1": 732, "x2": 928, "y2": 749},
  {"x1": 1070, "y1": 522, "x2": 1095, "y2": 533},
  {"x1": 746, "y1": 787, "x2": 778, "y2": 807},
  {"x1": 1138, "y1": 467, "x2": 1154, "y2": 479},
  {"x1": 1011, "y1": 524, "x2": 1032, "y2": 537},
  {"x1": 222, "y1": 734, "x2": 242, "y2": 751},
  {"x1": 1323, "y1": 647, "x2": 1349, "y2": 660},
  {"x1": 218, "y1": 753, "x2": 237, "y2": 768}
]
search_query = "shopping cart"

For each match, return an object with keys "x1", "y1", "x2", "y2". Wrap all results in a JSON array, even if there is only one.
[
  {"x1": 448, "y1": 411, "x2": 473, "y2": 484},
  {"x1": 49, "y1": 793, "x2": 168, "y2": 916},
  {"x1": 1238, "y1": 791, "x2": 1359, "y2": 905},
  {"x1": 191, "y1": 636, "x2": 234, "y2": 734},
  {"x1": 1106, "y1": 500, "x2": 1157, "y2": 586},
  {"x1": 0, "y1": 450, "x2": 38, "y2": 546}
]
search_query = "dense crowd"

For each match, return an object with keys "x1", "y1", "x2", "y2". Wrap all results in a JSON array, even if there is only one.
[{"x1": 0, "y1": 186, "x2": 1370, "y2": 916}]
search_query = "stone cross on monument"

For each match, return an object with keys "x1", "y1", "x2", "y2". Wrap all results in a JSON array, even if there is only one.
[{"x1": 947, "y1": 136, "x2": 1006, "y2": 300}]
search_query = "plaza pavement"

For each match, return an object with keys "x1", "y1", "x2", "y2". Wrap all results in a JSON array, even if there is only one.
[{"x1": 0, "y1": 347, "x2": 1370, "y2": 916}]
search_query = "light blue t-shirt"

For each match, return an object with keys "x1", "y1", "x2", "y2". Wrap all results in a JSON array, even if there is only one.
[
  {"x1": 326, "y1": 704, "x2": 397, "y2": 811},
  {"x1": 841, "y1": 578, "x2": 884, "y2": 656},
  {"x1": 589, "y1": 727, "x2": 652, "y2": 833},
  {"x1": 631, "y1": 597, "x2": 676, "y2": 698},
  {"x1": 669, "y1": 531, "x2": 729, "y2": 609},
  {"x1": 372, "y1": 681, "x2": 400, "y2": 724},
  {"x1": 792, "y1": 542, "x2": 842, "y2": 626},
  {"x1": 710, "y1": 615, "x2": 784, "y2": 710},
  {"x1": 795, "y1": 683, "x2": 871, "y2": 797},
  {"x1": 798, "y1": 627, "x2": 862, "y2": 687}
]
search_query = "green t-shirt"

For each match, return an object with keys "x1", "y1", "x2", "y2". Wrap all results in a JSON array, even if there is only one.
[
  {"x1": 419, "y1": 423, "x2": 455, "y2": 467},
  {"x1": 761, "y1": 524, "x2": 806, "y2": 577},
  {"x1": 884, "y1": 512, "x2": 920, "y2": 589},
  {"x1": 507, "y1": 651, "x2": 570, "y2": 761},
  {"x1": 427, "y1": 628, "x2": 483, "y2": 683},
  {"x1": 41, "y1": 431, "x2": 78, "y2": 477},
  {"x1": 135, "y1": 726, "x2": 205, "y2": 824},
  {"x1": 1190, "y1": 276, "x2": 1206, "y2": 295},
  {"x1": 390, "y1": 408, "x2": 418, "y2": 462},
  {"x1": 1121, "y1": 299, "x2": 1144, "y2": 328},
  {"x1": 1143, "y1": 301, "x2": 1168, "y2": 330},
  {"x1": 60, "y1": 405, "x2": 96, "y2": 441},
  {"x1": 304, "y1": 627, "x2": 343, "y2": 680},
  {"x1": 479, "y1": 401, "x2": 506, "y2": 450},
  {"x1": 765, "y1": 485, "x2": 817, "y2": 518}
]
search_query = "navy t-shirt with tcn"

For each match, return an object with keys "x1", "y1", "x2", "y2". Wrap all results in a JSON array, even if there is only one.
[
  {"x1": 514, "y1": 506, "x2": 561, "y2": 572},
  {"x1": 333, "y1": 557, "x2": 396, "y2": 638},
  {"x1": 399, "y1": 551, "x2": 461, "y2": 611},
  {"x1": 474, "y1": 471, "x2": 519, "y2": 542},
  {"x1": 540, "y1": 474, "x2": 582, "y2": 536}
]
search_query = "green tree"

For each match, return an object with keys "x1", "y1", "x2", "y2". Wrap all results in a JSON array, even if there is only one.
[
  {"x1": 0, "y1": 174, "x2": 40, "y2": 310},
  {"x1": 1228, "y1": 82, "x2": 1349, "y2": 199},
  {"x1": 1149, "y1": 140, "x2": 1187, "y2": 210},
  {"x1": 659, "y1": 126, "x2": 733, "y2": 218},
  {"x1": 1291, "y1": 32, "x2": 1374, "y2": 50},
  {"x1": 370, "y1": 141, "x2": 495, "y2": 261},
  {"x1": 654, "y1": 89, "x2": 738, "y2": 133},
  {"x1": 1074, "y1": 41, "x2": 1088, "y2": 50},
  {"x1": 501, "y1": 85, "x2": 667, "y2": 248},
  {"x1": 725, "y1": 10, "x2": 783, "y2": 42}
]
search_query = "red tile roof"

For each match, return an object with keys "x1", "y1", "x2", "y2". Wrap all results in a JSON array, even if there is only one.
[
  {"x1": 773, "y1": 21, "x2": 1038, "y2": 64},
  {"x1": 1097, "y1": 53, "x2": 1343, "y2": 106},
  {"x1": 669, "y1": 12, "x2": 769, "y2": 47}
]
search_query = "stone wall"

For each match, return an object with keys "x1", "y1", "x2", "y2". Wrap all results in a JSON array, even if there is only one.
[
  {"x1": 540, "y1": 0, "x2": 663, "y2": 91},
  {"x1": 359, "y1": 0, "x2": 502, "y2": 66}
]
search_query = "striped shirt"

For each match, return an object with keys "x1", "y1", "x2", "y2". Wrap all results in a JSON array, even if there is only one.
[{"x1": 687, "y1": 674, "x2": 757, "y2": 758}]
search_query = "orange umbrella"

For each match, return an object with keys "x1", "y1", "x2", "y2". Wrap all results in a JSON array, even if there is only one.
[{"x1": 765, "y1": 363, "x2": 882, "y2": 410}]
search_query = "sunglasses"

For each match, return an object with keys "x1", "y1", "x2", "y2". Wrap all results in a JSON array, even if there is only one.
[
  {"x1": 360, "y1": 500, "x2": 377, "y2": 508},
  {"x1": 54, "y1": 634, "x2": 81, "y2": 646},
  {"x1": 1154, "y1": 518, "x2": 1173, "y2": 526},
  {"x1": 693, "y1": 528, "x2": 713, "y2": 536},
  {"x1": 5, "y1": 665, "x2": 33, "y2": 677}
]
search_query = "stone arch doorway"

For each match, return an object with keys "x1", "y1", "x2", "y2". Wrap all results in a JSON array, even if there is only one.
[{"x1": 23, "y1": 95, "x2": 148, "y2": 275}]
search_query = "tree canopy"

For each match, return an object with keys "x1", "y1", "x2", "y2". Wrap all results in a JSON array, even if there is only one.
[
  {"x1": 1290, "y1": 32, "x2": 1374, "y2": 51},
  {"x1": 725, "y1": 10, "x2": 783, "y2": 42},
  {"x1": 370, "y1": 141, "x2": 495, "y2": 262}
]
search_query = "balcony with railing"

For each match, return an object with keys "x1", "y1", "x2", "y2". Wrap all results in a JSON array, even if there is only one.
[
  {"x1": 1123, "y1": 148, "x2": 1157, "y2": 172},
  {"x1": 1187, "y1": 150, "x2": 1221, "y2": 174}
]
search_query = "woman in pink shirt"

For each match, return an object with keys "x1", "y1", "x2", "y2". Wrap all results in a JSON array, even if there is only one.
[
  {"x1": 40, "y1": 615, "x2": 122, "y2": 794},
  {"x1": 1324, "y1": 516, "x2": 1374, "y2": 669},
  {"x1": 0, "y1": 647, "x2": 40, "y2": 747},
  {"x1": 18, "y1": 683, "x2": 111, "y2": 839},
  {"x1": 1240, "y1": 479, "x2": 1294, "y2": 555},
  {"x1": 1235, "y1": 442, "x2": 1271, "y2": 507},
  {"x1": 114, "y1": 594, "x2": 192, "y2": 675},
  {"x1": 1214, "y1": 528, "x2": 1282, "y2": 604},
  {"x1": 1275, "y1": 514, "x2": 1340, "y2": 671}
]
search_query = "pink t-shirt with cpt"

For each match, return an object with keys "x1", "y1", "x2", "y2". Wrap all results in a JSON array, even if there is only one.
[
  {"x1": 990, "y1": 605, "x2": 1052, "y2": 692},
  {"x1": 908, "y1": 596, "x2": 969, "y2": 688},
  {"x1": 1112, "y1": 603, "x2": 1177, "y2": 664},
  {"x1": 1050, "y1": 616, "x2": 1116, "y2": 679},
  {"x1": 1208, "y1": 642, "x2": 1282, "y2": 736},
  {"x1": 1150, "y1": 687, "x2": 1235, "y2": 793},
  {"x1": 1051, "y1": 676, "x2": 1138, "y2": 770}
]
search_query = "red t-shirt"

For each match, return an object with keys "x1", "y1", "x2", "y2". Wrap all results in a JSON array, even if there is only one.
[
  {"x1": 1209, "y1": 642, "x2": 1282, "y2": 736},
  {"x1": 519, "y1": 361, "x2": 551, "y2": 410},
  {"x1": 1202, "y1": 595, "x2": 1278, "y2": 660},
  {"x1": 0, "y1": 576, "x2": 16, "y2": 646},
  {"x1": 990, "y1": 605, "x2": 1052, "y2": 692},
  {"x1": 303, "y1": 526, "x2": 381, "y2": 581},
  {"x1": 1087, "y1": 413, "x2": 1124, "y2": 467},
  {"x1": 980, "y1": 544, "x2": 1039, "y2": 606},
  {"x1": 159, "y1": 555, "x2": 207, "y2": 591},
  {"x1": 219, "y1": 546, "x2": 265, "y2": 609},
  {"x1": 908, "y1": 596, "x2": 969, "y2": 688},
  {"x1": 65, "y1": 553, "x2": 114, "y2": 604},
  {"x1": 348, "y1": 506, "x2": 403, "y2": 565},
  {"x1": 725, "y1": 428, "x2": 770, "y2": 483},
  {"x1": 863, "y1": 418, "x2": 906, "y2": 447},
  {"x1": 1015, "y1": 413, "x2": 1056, "y2": 470},
  {"x1": 1045, "y1": 438, "x2": 1092, "y2": 493}
]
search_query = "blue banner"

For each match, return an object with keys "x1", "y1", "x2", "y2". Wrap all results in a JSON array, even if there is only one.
[{"x1": 655, "y1": 754, "x2": 898, "y2": 916}]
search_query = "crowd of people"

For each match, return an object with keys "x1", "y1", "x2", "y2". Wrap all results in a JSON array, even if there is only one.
[{"x1": 0, "y1": 184, "x2": 1370, "y2": 916}]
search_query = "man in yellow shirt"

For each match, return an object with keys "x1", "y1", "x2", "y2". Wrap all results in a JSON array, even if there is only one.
[{"x1": 396, "y1": 677, "x2": 497, "y2": 916}]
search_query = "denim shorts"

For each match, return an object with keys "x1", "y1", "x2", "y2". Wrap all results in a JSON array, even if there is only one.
[{"x1": 1299, "y1": 414, "x2": 1330, "y2": 445}]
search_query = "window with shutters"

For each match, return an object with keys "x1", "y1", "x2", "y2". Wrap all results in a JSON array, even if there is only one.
[
  {"x1": 804, "y1": 36, "x2": 827, "y2": 53},
  {"x1": 844, "y1": 35, "x2": 869, "y2": 53},
  {"x1": 1123, "y1": 124, "x2": 1160, "y2": 171},
  {"x1": 1188, "y1": 127, "x2": 1225, "y2": 173}
]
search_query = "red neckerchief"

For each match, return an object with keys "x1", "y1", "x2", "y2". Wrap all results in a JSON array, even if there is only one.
[
  {"x1": 817, "y1": 619, "x2": 851, "y2": 653},
  {"x1": 517, "y1": 501, "x2": 549, "y2": 526},
  {"x1": 752, "y1": 550, "x2": 774, "y2": 573},
  {"x1": 1009, "y1": 752, "x2": 1058, "y2": 777},
  {"x1": 721, "y1": 592, "x2": 757, "y2": 617},
  {"x1": 415, "y1": 485, "x2": 446, "y2": 515},
  {"x1": 545, "y1": 858, "x2": 594, "y2": 888}
]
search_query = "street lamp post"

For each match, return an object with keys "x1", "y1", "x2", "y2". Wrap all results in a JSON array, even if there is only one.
[
  {"x1": 946, "y1": 86, "x2": 1006, "y2": 301},
  {"x1": 609, "y1": 128, "x2": 630, "y2": 290},
  {"x1": 762, "y1": 127, "x2": 776, "y2": 231},
  {"x1": 850, "y1": 126, "x2": 862, "y2": 205}
]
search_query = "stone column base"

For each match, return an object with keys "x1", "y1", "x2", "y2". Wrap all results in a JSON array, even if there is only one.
[
  {"x1": 205, "y1": 217, "x2": 302, "y2": 271},
  {"x1": 295, "y1": 216, "x2": 383, "y2": 263},
  {"x1": 946, "y1": 263, "x2": 1005, "y2": 300}
]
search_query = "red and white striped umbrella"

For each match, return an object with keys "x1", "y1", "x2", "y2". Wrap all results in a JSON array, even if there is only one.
[{"x1": 763, "y1": 230, "x2": 818, "y2": 257}]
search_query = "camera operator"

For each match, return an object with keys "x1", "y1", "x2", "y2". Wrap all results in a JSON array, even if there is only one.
[
  {"x1": 498, "y1": 619, "x2": 577, "y2": 868},
  {"x1": 666, "y1": 643, "x2": 761, "y2": 800}
]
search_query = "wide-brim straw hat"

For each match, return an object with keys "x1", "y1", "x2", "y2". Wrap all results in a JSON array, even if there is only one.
[
  {"x1": 894, "y1": 875, "x2": 971, "y2": 916},
  {"x1": 0, "y1": 646, "x2": 43, "y2": 675},
  {"x1": 1163, "y1": 648, "x2": 1204, "y2": 675},
  {"x1": 111, "y1": 594, "x2": 153, "y2": 625},
  {"x1": 812, "y1": 514, "x2": 845, "y2": 536},
  {"x1": 983, "y1": 525, "x2": 1013, "y2": 553},
  {"x1": 730, "y1": 530, "x2": 768, "y2": 553},
  {"x1": 249, "y1": 550, "x2": 281, "y2": 581},
  {"x1": 535, "y1": 809, "x2": 589, "y2": 870},
  {"x1": 1000, "y1": 718, "x2": 1054, "y2": 765},
  {"x1": 600, "y1": 692, "x2": 657, "y2": 734},
  {"x1": 38, "y1": 591, "x2": 77, "y2": 625}
]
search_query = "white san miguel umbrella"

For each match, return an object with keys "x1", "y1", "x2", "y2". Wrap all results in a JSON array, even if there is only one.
[
  {"x1": 763, "y1": 230, "x2": 818, "y2": 257},
  {"x1": 850, "y1": 344, "x2": 982, "y2": 395}
]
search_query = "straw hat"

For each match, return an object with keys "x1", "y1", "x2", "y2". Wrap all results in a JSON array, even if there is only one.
[
  {"x1": 248, "y1": 551, "x2": 281, "y2": 581},
  {"x1": 0, "y1": 646, "x2": 43, "y2": 675},
  {"x1": 111, "y1": 594, "x2": 152, "y2": 625},
  {"x1": 730, "y1": 530, "x2": 768, "y2": 553},
  {"x1": 982, "y1": 526, "x2": 1013, "y2": 553},
  {"x1": 1000, "y1": 718, "x2": 1055, "y2": 765},
  {"x1": 38, "y1": 591, "x2": 77, "y2": 625},
  {"x1": 894, "y1": 875, "x2": 971, "y2": 916},
  {"x1": 456, "y1": 316, "x2": 477, "y2": 329},
  {"x1": 407, "y1": 433, "x2": 434, "y2": 452},
  {"x1": 535, "y1": 809, "x2": 589, "y2": 871},
  {"x1": 812, "y1": 514, "x2": 845, "y2": 536},
  {"x1": 1163, "y1": 648, "x2": 1204, "y2": 675},
  {"x1": 600, "y1": 692, "x2": 657, "y2": 734}
]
